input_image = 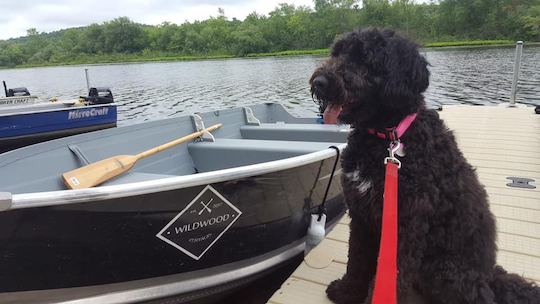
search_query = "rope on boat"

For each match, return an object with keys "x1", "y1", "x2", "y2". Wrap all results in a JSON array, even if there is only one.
[{"x1": 318, "y1": 145, "x2": 341, "y2": 221}]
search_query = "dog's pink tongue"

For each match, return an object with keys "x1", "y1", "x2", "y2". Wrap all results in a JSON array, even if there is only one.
[{"x1": 323, "y1": 105, "x2": 342, "y2": 124}]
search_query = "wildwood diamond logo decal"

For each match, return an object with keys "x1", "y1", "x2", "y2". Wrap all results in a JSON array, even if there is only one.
[{"x1": 156, "y1": 185, "x2": 242, "y2": 260}]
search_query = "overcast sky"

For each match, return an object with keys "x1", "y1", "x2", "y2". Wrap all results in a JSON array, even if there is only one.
[{"x1": 0, "y1": 0, "x2": 320, "y2": 40}]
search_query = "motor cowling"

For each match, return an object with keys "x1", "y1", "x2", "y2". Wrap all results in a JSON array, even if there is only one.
[
  {"x1": 7, "y1": 87, "x2": 30, "y2": 97},
  {"x1": 84, "y1": 87, "x2": 114, "y2": 104}
]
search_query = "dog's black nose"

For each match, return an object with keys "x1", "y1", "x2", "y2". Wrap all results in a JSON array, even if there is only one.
[{"x1": 312, "y1": 76, "x2": 328, "y2": 92}]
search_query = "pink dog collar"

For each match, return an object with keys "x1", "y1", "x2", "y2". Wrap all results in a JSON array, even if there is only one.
[{"x1": 367, "y1": 113, "x2": 418, "y2": 141}]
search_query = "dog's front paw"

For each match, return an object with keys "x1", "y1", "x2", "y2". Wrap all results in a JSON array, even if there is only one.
[
  {"x1": 326, "y1": 279, "x2": 344, "y2": 302},
  {"x1": 326, "y1": 279, "x2": 365, "y2": 304}
]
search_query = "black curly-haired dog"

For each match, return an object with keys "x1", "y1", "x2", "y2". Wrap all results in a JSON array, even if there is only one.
[{"x1": 310, "y1": 28, "x2": 540, "y2": 304}]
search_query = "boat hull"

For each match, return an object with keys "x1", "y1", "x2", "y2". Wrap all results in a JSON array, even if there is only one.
[
  {"x1": 0, "y1": 104, "x2": 117, "y2": 153},
  {"x1": 0, "y1": 157, "x2": 345, "y2": 302},
  {"x1": 0, "y1": 123, "x2": 116, "y2": 153},
  {"x1": 0, "y1": 103, "x2": 349, "y2": 303}
]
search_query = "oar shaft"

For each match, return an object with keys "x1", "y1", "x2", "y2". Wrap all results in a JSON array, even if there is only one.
[{"x1": 135, "y1": 123, "x2": 222, "y2": 160}]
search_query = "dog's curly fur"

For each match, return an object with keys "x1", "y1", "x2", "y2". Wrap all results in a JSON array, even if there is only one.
[{"x1": 310, "y1": 28, "x2": 540, "y2": 304}]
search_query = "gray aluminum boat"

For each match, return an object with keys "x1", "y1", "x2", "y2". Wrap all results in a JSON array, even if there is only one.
[{"x1": 0, "y1": 103, "x2": 349, "y2": 303}]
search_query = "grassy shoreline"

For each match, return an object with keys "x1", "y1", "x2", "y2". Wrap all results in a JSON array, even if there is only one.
[{"x1": 7, "y1": 40, "x2": 540, "y2": 69}]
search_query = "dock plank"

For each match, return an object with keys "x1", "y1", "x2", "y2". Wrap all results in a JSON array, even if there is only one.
[
  {"x1": 488, "y1": 194, "x2": 540, "y2": 211},
  {"x1": 496, "y1": 217, "x2": 540, "y2": 239},
  {"x1": 498, "y1": 232, "x2": 540, "y2": 257},
  {"x1": 498, "y1": 251, "x2": 540, "y2": 282},
  {"x1": 486, "y1": 186, "x2": 539, "y2": 200},
  {"x1": 491, "y1": 205, "x2": 540, "y2": 224},
  {"x1": 270, "y1": 278, "x2": 333, "y2": 304},
  {"x1": 326, "y1": 223, "x2": 349, "y2": 243},
  {"x1": 293, "y1": 262, "x2": 347, "y2": 286},
  {"x1": 468, "y1": 159, "x2": 540, "y2": 173}
]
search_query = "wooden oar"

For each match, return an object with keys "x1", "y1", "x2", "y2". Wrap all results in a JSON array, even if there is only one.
[{"x1": 62, "y1": 123, "x2": 222, "y2": 189}]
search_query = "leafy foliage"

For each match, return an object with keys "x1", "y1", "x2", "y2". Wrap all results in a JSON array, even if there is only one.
[{"x1": 1, "y1": 0, "x2": 538, "y2": 67}]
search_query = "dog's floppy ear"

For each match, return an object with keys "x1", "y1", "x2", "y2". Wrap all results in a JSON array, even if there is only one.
[
  {"x1": 331, "y1": 36, "x2": 347, "y2": 57},
  {"x1": 332, "y1": 31, "x2": 364, "y2": 59},
  {"x1": 381, "y1": 40, "x2": 429, "y2": 109},
  {"x1": 411, "y1": 55, "x2": 430, "y2": 94}
]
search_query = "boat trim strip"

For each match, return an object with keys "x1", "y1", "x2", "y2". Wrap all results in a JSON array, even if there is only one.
[{"x1": 7, "y1": 144, "x2": 346, "y2": 210}]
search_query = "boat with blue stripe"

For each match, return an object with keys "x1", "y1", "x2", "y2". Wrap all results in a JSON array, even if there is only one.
[{"x1": 0, "y1": 87, "x2": 117, "y2": 152}]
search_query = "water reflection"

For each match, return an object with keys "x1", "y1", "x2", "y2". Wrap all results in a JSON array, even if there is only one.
[{"x1": 0, "y1": 46, "x2": 538, "y2": 126}]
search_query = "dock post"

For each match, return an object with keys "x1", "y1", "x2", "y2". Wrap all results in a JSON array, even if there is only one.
[
  {"x1": 509, "y1": 41, "x2": 523, "y2": 107},
  {"x1": 85, "y1": 68, "x2": 91, "y2": 91}
]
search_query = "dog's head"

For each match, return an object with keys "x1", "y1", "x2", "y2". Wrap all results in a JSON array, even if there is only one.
[{"x1": 310, "y1": 28, "x2": 429, "y2": 127}]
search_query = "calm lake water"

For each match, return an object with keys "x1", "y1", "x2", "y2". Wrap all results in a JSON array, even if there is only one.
[{"x1": 1, "y1": 45, "x2": 538, "y2": 126}]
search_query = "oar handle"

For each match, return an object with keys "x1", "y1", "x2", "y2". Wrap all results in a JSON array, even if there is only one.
[{"x1": 136, "y1": 123, "x2": 222, "y2": 160}]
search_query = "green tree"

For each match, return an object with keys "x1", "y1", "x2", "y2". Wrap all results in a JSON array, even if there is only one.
[
  {"x1": 231, "y1": 13, "x2": 269, "y2": 55},
  {"x1": 200, "y1": 15, "x2": 234, "y2": 54},
  {"x1": 21, "y1": 27, "x2": 48, "y2": 60},
  {"x1": 521, "y1": 4, "x2": 540, "y2": 40},
  {"x1": 102, "y1": 17, "x2": 147, "y2": 53},
  {"x1": 148, "y1": 22, "x2": 178, "y2": 51},
  {"x1": 0, "y1": 43, "x2": 24, "y2": 67},
  {"x1": 82, "y1": 23, "x2": 106, "y2": 53}
]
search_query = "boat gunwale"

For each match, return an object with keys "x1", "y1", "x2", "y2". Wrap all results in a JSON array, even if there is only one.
[
  {"x1": 0, "y1": 102, "x2": 117, "y2": 117},
  {"x1": 0, "y1": 95, "x2": 40, "y2": 105},
  {"x1": 6, "y1": 143, "x2": 346, "y2": 210}
]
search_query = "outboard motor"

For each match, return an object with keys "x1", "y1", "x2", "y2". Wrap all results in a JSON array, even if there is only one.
[
  {"x1": 7, "y1": 87, "x2": 31, "y2": 97},
  {"x1": 83, "y1": 87, "x2": 114, "y2": 104},
  {"x1": 3, "y1": 81, "x2": 30, "y2": 97}
]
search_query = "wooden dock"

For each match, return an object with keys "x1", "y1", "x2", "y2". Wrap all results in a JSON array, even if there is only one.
[{"x1": 268, "y1": 104, "x2": 540, "y2": 304}]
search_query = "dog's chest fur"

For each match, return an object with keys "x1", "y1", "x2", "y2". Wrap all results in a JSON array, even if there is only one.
[
  {"x1": 341, "y1": 132, "x2": 392, "y2": 230},
  {"x1": 341, "y1": 110, "x2": 458, "y2": 231},
  {"x1": 340, "y1": 109, "x2": 496, "y2": 253}
]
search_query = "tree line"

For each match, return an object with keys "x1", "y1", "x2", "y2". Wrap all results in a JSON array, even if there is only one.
[{"x1": 0, "y1": 0, "x2": 538, "y2": 67}]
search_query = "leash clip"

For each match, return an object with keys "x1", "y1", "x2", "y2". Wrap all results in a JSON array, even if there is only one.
[{"x1": 384, "y1": 140, "x2": 402, "y2": 169}]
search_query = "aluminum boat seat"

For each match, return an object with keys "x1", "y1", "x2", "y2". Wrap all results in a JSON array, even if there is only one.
[
  {"x1": 188, "y1": 138, "x2": 340, "y2": 172},
  {"x1": 240, "y1": 123, "x2": 349, "y2": 143}
]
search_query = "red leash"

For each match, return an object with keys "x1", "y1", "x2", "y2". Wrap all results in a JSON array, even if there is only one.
[
  {"x1": 368, "y1": 114, "x2": 417, "y2": 304},
  {"x1": 372, "y1": 143, "x2": 401, "y2": 304}
]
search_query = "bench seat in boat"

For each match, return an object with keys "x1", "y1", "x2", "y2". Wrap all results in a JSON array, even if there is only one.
[
  {"x1": 188, "y1": 138, "x2": 341, "y2": 172},
  {"x1": 240, "y1": 123, "x2": 349, "y2": 143}
]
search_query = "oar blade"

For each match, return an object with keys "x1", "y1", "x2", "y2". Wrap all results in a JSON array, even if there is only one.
[{"x1": 62, "y1": 155, "x2": 137, "y2": 189}]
